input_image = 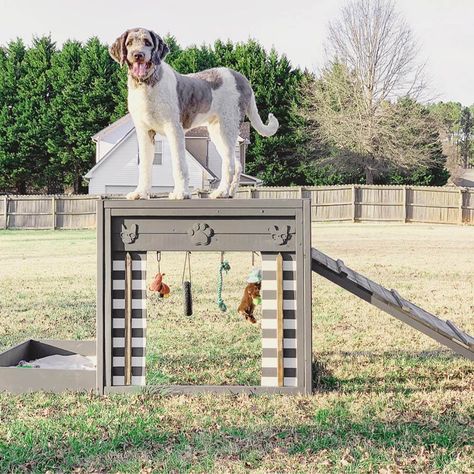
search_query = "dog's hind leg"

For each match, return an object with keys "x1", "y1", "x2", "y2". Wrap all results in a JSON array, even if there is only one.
[
  {"x1": 208, "y1": 121, "x2": 239, "y2": 199},
  {"x1": 165, "y1": 125, "x2": 190, "y2": 200},
  {"x1": 127, "y1": 127, "x2": 155, "y2": 200},
  {"x1": 229, "y1": 153, "x2": 242, "y2": 197}
]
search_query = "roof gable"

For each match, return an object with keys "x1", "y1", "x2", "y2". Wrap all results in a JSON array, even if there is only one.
[
  {"x1": 93, "y1": 115, "x2": 251, "y2": 142},
  {"x1": 85, "y1": 129, "x2": 215, "y2": 180}
]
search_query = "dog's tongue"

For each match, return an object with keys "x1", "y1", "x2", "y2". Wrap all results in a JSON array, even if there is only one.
[{"x1": 133, "y1": 62, "x2": 148, "y2": 78}]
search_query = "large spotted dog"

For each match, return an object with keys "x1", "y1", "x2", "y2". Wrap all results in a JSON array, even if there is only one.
[{"x1": 109, "y1": 28, "x2": 279, "y2": 200}]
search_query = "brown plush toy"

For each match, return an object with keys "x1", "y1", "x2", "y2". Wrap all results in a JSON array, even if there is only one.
[
  {"x1": 238, "y1": 282, "x2": 261, "y2": 324},
  {"x1": 149, "y1": 273, "x2": 170, "y2": 298}
]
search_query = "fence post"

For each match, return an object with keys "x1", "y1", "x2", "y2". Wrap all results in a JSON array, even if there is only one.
[
  {"x1": 402, "y1": 186, "x2": 407, "y2": 223},
  {"x1": 351, "y1": 185, "x2": 357, "y2": 222},
  {"x1": 299, "y1": 186, "x2": 303, "y2": 199},
  {"x1": 51, "y1": 195, "x2": 56, "y2": 230},
  {"x1": 459, "y1": 188, "x2": 464, "y2": 224},
  {"x1": 3, "y1": 195, "x2": 7, "y2": 229}
]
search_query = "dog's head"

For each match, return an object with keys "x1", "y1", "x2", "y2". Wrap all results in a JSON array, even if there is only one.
[
  {"x1": 246, "y1": 282, "x2": 261, "y2": 299},
  {"x1": 109, "y1": 28, "x2": 169, "y2": 80}
]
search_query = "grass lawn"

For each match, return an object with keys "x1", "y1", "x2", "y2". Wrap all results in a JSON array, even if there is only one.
[{"x1": 0, "y1": 224, "x2": 473, "y2": 473}]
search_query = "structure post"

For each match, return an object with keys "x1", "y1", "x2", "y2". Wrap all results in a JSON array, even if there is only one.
[
  {"x1": 124, "y1": 252, "x2": 133, "y2": 385},
  {"x1": 276, "y1": 253, "x2": 284, "y2": 386},
  {"x1": 459, "y1": 188, "x2": 464, "y2": 224}
]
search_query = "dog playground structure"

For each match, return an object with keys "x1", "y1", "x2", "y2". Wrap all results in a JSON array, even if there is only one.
[{"x1": 0, "y1": 199, "x2": 473, "y2": 394}]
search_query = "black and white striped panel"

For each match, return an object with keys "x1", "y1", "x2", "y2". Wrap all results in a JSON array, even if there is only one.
[
  {"x1": 261, "y1": 252, "x2": 297, "y2": 387},
  {"x1": 111, "y1": 251, "x2": 147, "y2": 386}
]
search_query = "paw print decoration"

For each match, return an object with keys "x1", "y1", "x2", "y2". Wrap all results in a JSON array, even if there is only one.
[{"x1": 188, "y1": 222, "x2": 214, "y2": 246}]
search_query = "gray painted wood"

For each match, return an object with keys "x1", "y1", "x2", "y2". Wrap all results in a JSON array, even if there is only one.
[
  {"x1": 0, "y1": 340, "x2": 97, "y2": 394},
  {"x1": 99, "y1": 198, "x2": 312, "y2": 395}
]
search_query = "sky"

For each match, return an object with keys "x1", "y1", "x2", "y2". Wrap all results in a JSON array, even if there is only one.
[{"x1": 0, "y1": 0, "x2": 473, "y2": 105}]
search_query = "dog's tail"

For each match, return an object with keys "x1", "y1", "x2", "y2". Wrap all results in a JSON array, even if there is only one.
[{"x1": 246, "y1": 93, "x2": 279, "y2": 137}]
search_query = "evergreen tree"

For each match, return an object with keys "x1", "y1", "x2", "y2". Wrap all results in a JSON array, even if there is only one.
[
  {"x1": 49, "y1": 38, "x2": 119, "y2": 192},
  {"x1": 48, "y1": 40, "x2": 84, "y2": 192},
  {"x1": 0, "y1": 39, "x2": 27, "y2": 192},
  {"x1": 14, "y1": 36, "x2": 57, "y2": 192}
]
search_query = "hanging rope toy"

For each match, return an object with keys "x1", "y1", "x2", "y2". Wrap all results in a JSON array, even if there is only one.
[
  {"x1": 149, "y1": 251, "x2": 170, "y2": 298},
  {"x1": 182, "y1": 251, "x2": 193, "y2": 316},
  {"x1": 217, "y1": 252, "x2": 231, "y2": 312}
]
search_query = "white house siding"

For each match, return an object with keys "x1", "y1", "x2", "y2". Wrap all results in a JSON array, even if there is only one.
[
  {"x1": 96, "y1": 141, "x2": 115, "y2": 162},
  {"x1": 88, "y1": 132, "x2": 205, "y2": 195},
  {"x1": 207, "y1": 141, "x2": 242, "y2": 179}
]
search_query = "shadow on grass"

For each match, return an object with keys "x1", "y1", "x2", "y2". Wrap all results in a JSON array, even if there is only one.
[
  {"x1": 0, "y1": 397, "x2": 471, "y2": 473},
  {"x1": 312, "y1": 350, "x2": 473, "y2": 393}
]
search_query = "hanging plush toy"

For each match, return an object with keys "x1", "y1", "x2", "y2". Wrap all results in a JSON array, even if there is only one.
[
  {"x1": 149, "y1": 272, "x2": 170, "y2": 298},
  {"x1": 238, "y1": 268, "x2": 262, "y2": 323},
  {"x1": 149, "y1": 252, "x2": 170, "y2": 298}
]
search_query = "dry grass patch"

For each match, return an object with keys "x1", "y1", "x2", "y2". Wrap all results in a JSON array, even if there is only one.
[{"x1": 0, "y1": 224, "x2": 473, "y2": 473}]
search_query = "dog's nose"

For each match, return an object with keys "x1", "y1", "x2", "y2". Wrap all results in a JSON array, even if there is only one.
[{"x1": 133, "y1": 52, "x2": 144, "y2": 61}]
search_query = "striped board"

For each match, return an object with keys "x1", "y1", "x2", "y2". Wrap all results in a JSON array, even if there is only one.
[
  {"x1": 261, "y1": 252, "x2": 298, "y2": 387},
  {"x1": 111, "y1": 251, "x2": 147, "y2": 386}
]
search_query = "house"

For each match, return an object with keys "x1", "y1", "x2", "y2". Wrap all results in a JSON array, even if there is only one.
[{"x1": 85, "y1": 114, "x2": 261, "y2": 195}]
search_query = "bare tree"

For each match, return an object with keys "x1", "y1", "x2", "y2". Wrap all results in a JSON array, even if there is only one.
[{"x1": 306, "y1": 0, "x2": 441, "y2": 183}]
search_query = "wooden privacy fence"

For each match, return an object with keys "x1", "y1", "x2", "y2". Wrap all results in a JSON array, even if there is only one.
[
  {"x1": 1, "y1": 185, "x2": 473, "y2": 229},
  {"x1": 0, "y1": 195, "x2": 97, "y2": 229},
  {"x1": 233, "y1": 185, "x2": 474, "y2": 224}
]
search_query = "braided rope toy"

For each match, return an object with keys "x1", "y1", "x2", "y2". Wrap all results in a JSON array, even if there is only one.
[{"x1": 217, "y1": 259, "x2": 231, "y2": 312}]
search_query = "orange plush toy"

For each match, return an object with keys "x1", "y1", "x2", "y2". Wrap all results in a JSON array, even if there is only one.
[{"x1": 149, "y1": 273, "x2": 170, "y2": 298}]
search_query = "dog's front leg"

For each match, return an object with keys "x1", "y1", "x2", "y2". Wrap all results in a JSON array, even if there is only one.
[
  {"x1": 165, "y1": 126, "x2": 190, "y2": 200},
  {"x1": 127, "y1": 127, "x2": 154, "y2": 200}
]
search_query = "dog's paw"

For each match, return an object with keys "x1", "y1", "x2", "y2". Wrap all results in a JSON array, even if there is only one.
[
  {"x1": 168, "y1": 189, "x2": 190, "y2": 200},
  {"x1": 244, "y1": 313, "x2": 257, "y2": 324},
  {"x1": 209, "y1": 187, "x2": 230, "y2": 199},
  {"x1": 228, "y1": 185, "x2": 239, "y2": 198},
  {"x1": 126, "y1": 189, "x2": 149, "y2": 200}
]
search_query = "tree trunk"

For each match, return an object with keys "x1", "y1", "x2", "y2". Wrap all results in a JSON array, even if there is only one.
[
  {"x1": 16, "y1": 180, "x2": 26, "y2": 194},
  {"x1": 365, "y1": 166, "x2": 374, "y2": 185}
]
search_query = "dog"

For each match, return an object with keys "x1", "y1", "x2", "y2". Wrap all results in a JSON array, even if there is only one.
[
  {"x1": 109, "y1": 28, "x2": 279, "y2": 200},
  {"x1": 238, "y1": 282, "x2": 261, "y2": 324}
]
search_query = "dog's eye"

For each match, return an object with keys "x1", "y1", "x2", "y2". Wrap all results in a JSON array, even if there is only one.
[
  {"x1": 126, "y1": 41, "x2": 132, "y2": 46},
  {"x1": 144, "y1": 39, "x2": 152, "y2": 47}
]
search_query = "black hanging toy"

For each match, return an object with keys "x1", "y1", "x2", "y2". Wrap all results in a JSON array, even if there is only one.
[{"x1": 182, "y1": 251, "x2": 193, "y2": 316}]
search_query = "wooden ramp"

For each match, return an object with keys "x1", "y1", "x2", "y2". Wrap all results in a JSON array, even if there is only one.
[{"x1": 311, "y1": 248, "x2": 474, "y2": 361}]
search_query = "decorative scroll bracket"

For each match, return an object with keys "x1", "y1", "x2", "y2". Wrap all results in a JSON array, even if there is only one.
[
  {"x1": 121, "y1": 223, "x2": 138, "y2": 244},
  {"x1": 188, "y1": 223, "x2": 214, "y2": 246}
]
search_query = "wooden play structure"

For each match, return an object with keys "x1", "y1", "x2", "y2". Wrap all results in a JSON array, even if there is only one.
[{"x1": 0, "y1": 198, "x2": 472, "y2": 394}]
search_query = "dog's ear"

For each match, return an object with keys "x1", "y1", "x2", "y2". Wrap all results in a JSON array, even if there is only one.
[
  {"x1": 109, "y1": 30, "x2": 129, "y2": 65},
  {"x1": 150, "y1": 31, "x2": 169, "y2": 65}
]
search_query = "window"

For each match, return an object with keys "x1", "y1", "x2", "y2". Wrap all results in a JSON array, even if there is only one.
[
  {"x1": 136, "y1": 141, "x2": 163, "y2": 165},
  {"x1": 153, "y1": 141, "x2": 163, "y2": 165}
]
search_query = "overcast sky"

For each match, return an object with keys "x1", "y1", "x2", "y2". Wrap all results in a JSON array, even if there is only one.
[{"x1": 0, "y1": 0, "x2": 472, "y2": 105}]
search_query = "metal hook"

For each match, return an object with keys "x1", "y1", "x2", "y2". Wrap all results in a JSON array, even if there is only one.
[{"x1": 156, "y1": 251, "x2": 161, "y2": 273}]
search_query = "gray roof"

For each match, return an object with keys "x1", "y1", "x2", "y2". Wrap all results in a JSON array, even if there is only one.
[{"x1": 93, "y1": 114, "x2": 251, "y2": 142}]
